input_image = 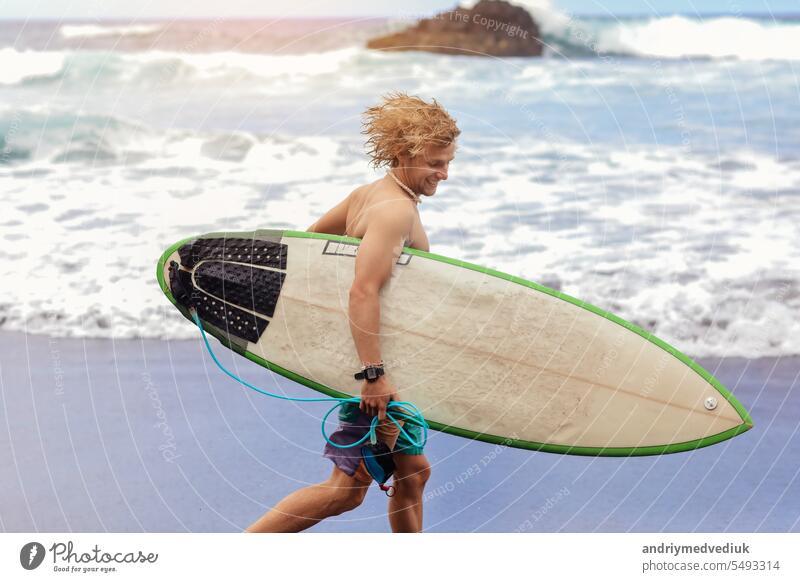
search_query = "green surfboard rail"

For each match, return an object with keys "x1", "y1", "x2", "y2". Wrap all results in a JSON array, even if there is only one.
[{"x1": 156, "y1": 229, "x2": 754, "y2": 457}]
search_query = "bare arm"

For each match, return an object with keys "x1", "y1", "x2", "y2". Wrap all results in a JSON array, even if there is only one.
[{"x1": 349, "y1": 202, "x2": 414, "y2": 419}]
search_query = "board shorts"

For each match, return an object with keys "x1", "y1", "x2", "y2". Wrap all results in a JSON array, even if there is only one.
[{"x1": 323, "y1": 402, "x2": 425, "y2": 479}]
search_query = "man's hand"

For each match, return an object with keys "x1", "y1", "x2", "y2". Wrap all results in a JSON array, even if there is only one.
[{"x1": 359, "y1": 376, "x2": 398, "y2": 421}]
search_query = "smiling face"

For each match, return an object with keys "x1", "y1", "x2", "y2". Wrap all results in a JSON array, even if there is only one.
[{"x1": 396, "y1": 142, "x2": 456, "y2": 197}]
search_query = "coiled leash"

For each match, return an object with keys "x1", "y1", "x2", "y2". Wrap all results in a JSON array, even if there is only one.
[{"x1": 190, "y1": 309, "x2": 428, "y2": 496}]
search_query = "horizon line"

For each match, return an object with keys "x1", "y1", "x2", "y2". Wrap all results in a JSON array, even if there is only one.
[{"x1": 1, "y1": 11, "x2": 799, "y2": 21}]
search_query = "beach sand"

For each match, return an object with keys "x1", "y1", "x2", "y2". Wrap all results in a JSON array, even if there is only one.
[{"x1": 0, "y1": 331, "x2": 796, "y2": 532}]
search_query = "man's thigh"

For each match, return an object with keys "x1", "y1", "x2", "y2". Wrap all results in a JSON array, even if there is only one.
[{"x1": 327, "y1": 462, "x2": 374, "y2": 487}]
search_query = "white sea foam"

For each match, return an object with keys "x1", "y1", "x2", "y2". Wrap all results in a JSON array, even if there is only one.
[
  {"x1": 596, "y1": 15, "x2": 800, "y2": 61},
  {"x1": 60, "y1": 23, "x2": 162, "y2": 39},
  {"x1": 0, "y1": 48, "x2": 66, "y2": 85},
  {"x1": 3, "y1": 123, "x2": 797, "y2": 357},
  {"x1": 0, "y1": 45, "x2": 362, "y2": 89},
  {"x1": 118, "y1": 47, "x2": 360, "y2": 82}
]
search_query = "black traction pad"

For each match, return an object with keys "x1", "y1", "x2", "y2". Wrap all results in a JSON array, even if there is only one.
[
  {"x1": 169, "y1": 261, "x2": 270, "y2": 344},
  {"x1": 194, "y1": 261, "x2": 285, "y2": 318},
  {"x1": 178, "y1": 237, "x2": 287, "y2": 270}
]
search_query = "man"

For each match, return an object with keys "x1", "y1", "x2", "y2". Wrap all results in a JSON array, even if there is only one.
[{"x1": 246, "y1": 92, "x2": 459, "y2": 533}]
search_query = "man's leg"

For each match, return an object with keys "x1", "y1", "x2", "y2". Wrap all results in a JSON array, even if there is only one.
[
  {"x1": 388, "y1": 453, "x2": 431, "y2": 533},
  {"x1": 246, "y1": 464, "x2": 372, "y2": 533}
]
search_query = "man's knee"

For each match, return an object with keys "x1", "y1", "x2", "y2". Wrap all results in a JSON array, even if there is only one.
[
  {"x1": 395, "y1": 456, "x2": 431, "y2": 493},
  {"x1": 328, "y1": 485, "x2": 368, "y2": 515},
  {"x1": 324, "y1": 467, "x2": 370, "y2": 515}
]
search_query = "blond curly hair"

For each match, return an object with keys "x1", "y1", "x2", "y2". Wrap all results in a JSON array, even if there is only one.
[{"x1": 362, "y1": 92, "x2": 460, "y2": 169}]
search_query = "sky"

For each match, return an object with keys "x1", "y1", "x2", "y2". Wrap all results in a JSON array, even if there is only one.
[{"x1": 0, "y1": 0, "x2": 797, "y2": 19}]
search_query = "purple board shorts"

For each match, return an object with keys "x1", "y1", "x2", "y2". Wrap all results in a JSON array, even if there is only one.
[{"x1": 323, "y1": 402, "x2": 425, "y2": 478}]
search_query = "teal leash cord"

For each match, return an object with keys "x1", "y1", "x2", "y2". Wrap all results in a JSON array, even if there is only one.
[{"x1": 190, "y1": 309, "x2": 428, "y2": 451}]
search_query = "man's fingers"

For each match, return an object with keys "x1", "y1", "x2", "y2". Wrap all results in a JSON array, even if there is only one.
[
  {"x1": 360, "y1": 392, "x2": 393, "y2": 419},
  {"x1": 363, "y1": 398, "x2": 375, "y2": 417}
]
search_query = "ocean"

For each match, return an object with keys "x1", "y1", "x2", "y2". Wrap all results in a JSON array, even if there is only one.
[{"x1": 1, "y1": 13, "x2": 799, "y2": 357}]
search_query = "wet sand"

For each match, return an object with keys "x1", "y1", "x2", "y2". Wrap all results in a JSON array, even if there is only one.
[{"x1": 0, "y1": 331, "x2": 796, "y2": 532}]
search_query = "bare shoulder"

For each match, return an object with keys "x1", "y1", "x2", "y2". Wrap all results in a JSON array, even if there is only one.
[
  {"x1": 368, "y1": 179, "x2": 427, "y2": 251},
  {"x1": 349, "y1": 183, "x2": 368, "y2": 200},
  {"x1": 345, "y1": 178, "x2": 415, "y2": 238},
  {"x1": 364, "y1": 190, "x2": 416, "y2": 234}
]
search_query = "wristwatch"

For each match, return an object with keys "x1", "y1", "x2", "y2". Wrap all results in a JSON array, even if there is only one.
[{"x1": 354, "y1": 363, "x2": 385, "y2": 383}]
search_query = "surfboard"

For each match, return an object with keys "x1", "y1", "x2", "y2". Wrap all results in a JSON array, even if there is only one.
[{"x1": 156, "y1": 229, "x2": 753, "y2": 456}]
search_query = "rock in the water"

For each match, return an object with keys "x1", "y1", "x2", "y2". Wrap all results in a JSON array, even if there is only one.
[{"x1": 367, "y1": 0, "x2": 543, "y2": 57}]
